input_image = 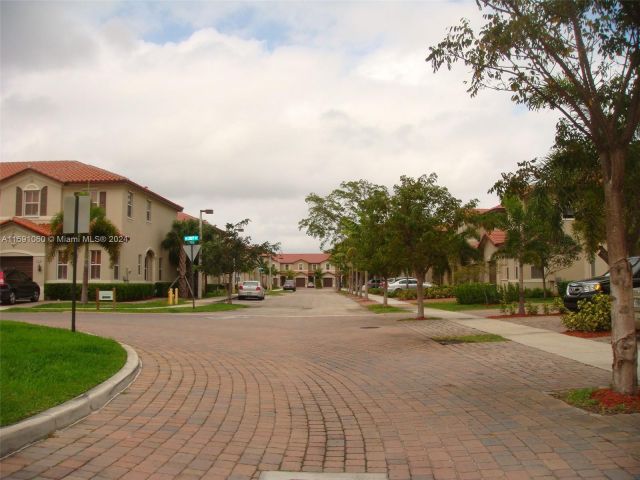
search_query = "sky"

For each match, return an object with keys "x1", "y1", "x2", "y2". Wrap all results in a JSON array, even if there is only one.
[{"x1": 1, "y1": 1, "x2": 561, "y2": 252}]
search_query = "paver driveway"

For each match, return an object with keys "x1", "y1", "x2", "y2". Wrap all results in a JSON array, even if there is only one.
[{"x1": 1, "y1": 289, "x2": 639, "y2": 480}]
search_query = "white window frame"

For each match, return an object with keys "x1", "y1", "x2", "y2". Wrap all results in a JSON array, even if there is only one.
[
  {"x1": 57, "y1": 251, "x2": 68, "y2": 280},
  {"x1": 90, "y1": 250, "x2": 101, "y2": 280},
  {"x1": 127, "y1": 191, "x2": 134, "y2": 218},
  {"x1": 146, "y1": 199, "x2": 152, "y2": 222},
  {"x1": 326, "y1": 263, "x2": 331, "y2": 270},
  {"x1": 298, "y1": 263, "x2": 303, "y2": 271},
  {"x1": 113, "y1": 254, "x2": 120, "y2": 280},
  {"x1": 24, "y1": 187, "x2": 40, "y2": 216}
]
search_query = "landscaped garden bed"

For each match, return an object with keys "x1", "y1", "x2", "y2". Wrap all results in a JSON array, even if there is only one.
[{"x1": 555, "y1": 387, "x2": 640, "y2": 415}]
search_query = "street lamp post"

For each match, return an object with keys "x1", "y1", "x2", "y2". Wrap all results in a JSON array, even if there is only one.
[{"x1": 198, "y1": 209, "x2": 213, "y2": 299}]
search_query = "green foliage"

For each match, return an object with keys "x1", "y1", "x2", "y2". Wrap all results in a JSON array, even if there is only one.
[
  {"x1": 507, "y1": 303, "x2": 517, "y2": 316},
  {"x1": 552, "y1": 297, "x2": 568, "y2": 314},
  {"x1": 542, "y1": 303, "x2": 551, "y2": 315},
  {"x1": 432, "y1": 334, "x2": 507, "y2": 344},
  {"x1": 562, "y1": 294, "x2": 612, "y2": 332},
  {"x1": 425, "y1": 285, "x2": 454, "y2": 299},
  {"x1": 44, "y1": 283, "x2": 154, "y2": 301},
  {"x1": 525, "y1": 301, "x2": 539, "y2": 315},
  {"x1": 454, "y1": 283, "x2": 499, "y2": 305},
  {"x1": 367, "y1": 304, "x2": 406, "y2": 314},
  {"x1": 556, "y1": 280, "x2": 571, "y2": 297},
  {"x1": 154, "y1": 282, "x2": 172, "y2": 297},
  {"x1": 0, "y1": 321, "x2": 126, "y2": 426}
]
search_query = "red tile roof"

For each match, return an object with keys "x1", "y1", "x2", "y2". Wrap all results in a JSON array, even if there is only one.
[
  {"x1": 0, "y1": 217, "x2": 51, "y2": 236},
  {"x1": 275, "y1": 253, "x2": 331, "y2": 264},
  {"x1": 485, "y1": 229, "x2": 506, "y2": 246},
  {"x1": 1, "y1": 161, "x2": 182, "y2": 211},
  {"x1": 177, "y1": 212, "x2": 198, "y2": 222}
]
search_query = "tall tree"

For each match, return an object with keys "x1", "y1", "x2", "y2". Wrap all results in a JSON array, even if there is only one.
[
  {"x1": 388, "y1": 174, "x2": 477, "y2": 319},
  {"x1": 48, "y1": 205, "x2": 122, "y2": 304},
  {"x1": 427, "y1": 0, "x2": 640, "y2": 394}
]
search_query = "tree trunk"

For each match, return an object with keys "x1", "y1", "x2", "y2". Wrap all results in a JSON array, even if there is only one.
[
  {"x1": 416, "y1": 270, "x2": 425, "y2": 319},
  {"x1": 601, "y1": 147, "x2": 637, "y2": 395},
  {"x1": 383, "y1": 278, "x2": 388, "y2": 306},
  {"x1": 81, "y1": 243, "x2": 89, "y2": 304},
  {"x1": 227, "y1": 272, "x2": 233, "y2": 304},
  {"x1": 542, "y1": 266, "x2": 547, "y2": 299},
  {"x1": 518, "y1": 259, "x2": 525, "y2": 315},
  {"x1": 364, "y1": 271, "x2": 369, "y2": 300},
  {"x1": 178, "y1": 247, "x2": 188, "y2": 298}
]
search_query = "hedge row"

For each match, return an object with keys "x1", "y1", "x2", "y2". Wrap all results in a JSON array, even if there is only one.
[
  {"x1": 44, "y1": 283, "x2": 155, "y2": 301},
  {"x1": 454, "y1": 283, "x2": 500, "y2": 305}
]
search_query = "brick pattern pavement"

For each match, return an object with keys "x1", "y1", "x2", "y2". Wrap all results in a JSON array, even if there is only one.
[{"x1": 1, "y1": 292, "x2": 639, "y2": 480}]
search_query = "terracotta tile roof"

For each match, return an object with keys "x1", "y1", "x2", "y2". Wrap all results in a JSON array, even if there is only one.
[
  {"x1": 177, "y1": 212, "x2": 198, "y2": 222},
  {"x1": 274, "y1": 253, "x2": 331, "y2": 264},
  {"x1": 1, "y1": 161, "x2": 182, "y2": 211},
  {"x1": 485, "y1": 229, "x2": 506, "y2": 246},
  {"x1": 0, "y1": 217, "x2": 51, "y2": 236}
]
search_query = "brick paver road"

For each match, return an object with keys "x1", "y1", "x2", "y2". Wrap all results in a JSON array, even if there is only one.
[{"x1": 2, "y1": 290, "x2": 639, "y2": 480}]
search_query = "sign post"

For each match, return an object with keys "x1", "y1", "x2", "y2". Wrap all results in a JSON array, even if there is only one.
[
  {"x1": 63, "y1": 195, "x2": 90, "y2": 332},
  {"x1": 183, "y1": 235, "x2": 200, "y2": 310}
]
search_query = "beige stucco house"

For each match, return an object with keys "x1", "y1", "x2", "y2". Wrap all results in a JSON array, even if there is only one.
[{"x1": 0, "y1": 161, "x2": 183, "y2": 295}]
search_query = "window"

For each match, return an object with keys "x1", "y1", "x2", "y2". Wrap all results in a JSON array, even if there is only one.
[
  {"x1": 506, "y1": 267, "x2": 509, "y2": 280},
  {"x1": 113, "y1": 254, "x2": 120, "y2": 280},
  {"x1": 285, "y1": 264, "x2": 290, "y2": 270},
  {"x1": 57, "y1": 252, "x2": 68, "y2": 280},
  {"x1": 90, "y1": 191, "x2": 107, "y2": 209},
  {"x1": 531, "y1": 265, "x2": 544, "y2": 279},
  {"x1": 298, "y1": 263, "x2": 303, "y2": 270},
  {"x1": 138, "y1": 254, "x2": 142, "y2": 275},
  {"x1": 146, "y1": 200, "x2": 152, "y2": 222},
  {"x1": 326, "y1": 263, "x2": 331, "y2": 270},
  {"x1": 515, "y1": 266, "x2": 519, "y2": 280},
  {"x1": 90, "y1": 250, "x2": 101, "y2": 279},
  {"x1": 24, "y1": 189, "x2": 40, "y2": 216},
  {"x1": 127, "y1": 192, "x2": 134, "y2": 218},
  {"x1": 311, "y1": 264, "x2": 317, "y2": 270},
  {"x1": 158, "y1": 258, "x2": 163, "y2": 281}
]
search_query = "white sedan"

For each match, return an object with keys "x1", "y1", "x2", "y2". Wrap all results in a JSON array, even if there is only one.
[
  {"x1": 238, "y1": 281, "x2": 265, "y2": 300},
  {"x1": 387, "y1": 278, "x2": 433, "y2": 294}
]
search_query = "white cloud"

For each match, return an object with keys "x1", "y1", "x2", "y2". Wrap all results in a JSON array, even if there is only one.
[{"x1": 1, "y1": 1, "x2": 561, "y2": 252}]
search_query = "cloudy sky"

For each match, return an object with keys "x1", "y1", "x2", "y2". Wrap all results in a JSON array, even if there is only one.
[{"x1": 1, "y1": 1, "x2": 561, "y2": 252}]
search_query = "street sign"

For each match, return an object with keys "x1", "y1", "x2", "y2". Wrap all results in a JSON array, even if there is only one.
[
  {"x1": 183, "y1": 244, "x2": 201, "y2": 262},
  {"x1": 183, "y1": 235, "x2": 199, "y2": 244},
  {"x1": 63, "y1": 196, "x2": 90, "y2": 234}
]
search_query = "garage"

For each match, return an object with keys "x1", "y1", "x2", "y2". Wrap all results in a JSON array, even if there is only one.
[
  {"x1": 0, "y1": 256, "x2": 34, "y2": 278},
  {"x1": 323, "y1": 277, "x2": 333, "y2": 288},
  {"x1": 295, "y1": 277, "x2": 306, "y2": 288}
]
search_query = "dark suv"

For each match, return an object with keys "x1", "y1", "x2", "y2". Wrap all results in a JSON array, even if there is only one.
[
  {"x1": 0, "y1": 269, "x2": 40, "y2": 305},
  {"x1": 563, "y1": 256, "x2": 640, "y2": 311}
]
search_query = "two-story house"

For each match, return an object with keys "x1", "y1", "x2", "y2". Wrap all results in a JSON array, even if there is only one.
[
  {"x1": 274, "y1": 253, "x2": 335, "y2": 288},
  {"x1": 0, "y1": 161, "x2": 183, "y2": 294}
]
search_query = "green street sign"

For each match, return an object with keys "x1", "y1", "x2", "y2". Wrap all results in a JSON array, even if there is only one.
[{"x1": 183, "y1": 235, "x2": 199, "y2": 244}]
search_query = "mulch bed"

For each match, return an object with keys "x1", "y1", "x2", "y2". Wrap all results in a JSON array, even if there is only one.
[
  {"x1": 591, "y1": 388, "x2": 640, "y2": 413},
  {"x1": 563, "y1": 330, "x2": 611, "y2": 338}
]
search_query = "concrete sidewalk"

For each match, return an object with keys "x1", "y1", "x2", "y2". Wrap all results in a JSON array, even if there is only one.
[{"x1": 364, "y1": 292, "x2": 640, "y2": 376}]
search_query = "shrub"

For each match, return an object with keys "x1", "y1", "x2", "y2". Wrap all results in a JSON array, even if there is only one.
[
  {"x1": 542, "y1": 303, "x2": 551, "y2": 315},
  {"x1": 154, "y1": 282, "x2": 172, "y2": 297},
  {"x1": 507, "y1": 303, "x2": 517, "y2": 315},
  {"x1": 525, "y1": 301, "x2": 539, "y2": 315},
  {"x1": 369, "y1": 287, "x2": 383, "y2": 295},
  {"x1": 424, "y1": 285, "x2": 454, "y2": 299},
  {"x1": 397, "y1": 289, "x2": 417, "y2": 300},
  {"x1": 44, "y1": 283, "x2": 155, "y2": 301},
  {"x1": 498, "y1": 283, "x2": 519, "y2": 302},
  {"x1": 552, "y1": 297, "x2": 568, "y2": 314},
  {"x1": 556, "y1": 280, "x2": 571, "y2": 297},
  {"x1": 561, "y1": 294, "x2": 611, "y2": 332},
  {"x1": 454, "y1": 283, "x2": 499, "y2": 305}
]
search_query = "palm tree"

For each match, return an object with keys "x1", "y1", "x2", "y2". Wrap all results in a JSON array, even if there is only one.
[{"x1": 48, "y1": 205, "x2": 122, "y2": 304}]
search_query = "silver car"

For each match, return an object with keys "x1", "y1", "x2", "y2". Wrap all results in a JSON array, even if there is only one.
[
  {"x1": 387, "y1": 278, "x2": 433, "y2": 294},
  {"x1": 238, "y1": 281, "x2": 265, "y2": 300}
]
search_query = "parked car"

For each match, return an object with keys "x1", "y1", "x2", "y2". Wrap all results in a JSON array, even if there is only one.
[
  {"x1": 283, "y1": 280, "x2": 296, "y2": 292},
  {"x1": 361, "y1": 278, "x2": 383, "y2": 291},
  {"x1": 307, "y1": 282, "x2": 315, "y2": 288},
  {"x1": 563, "y1": 256, "x2": 640, "y2": 311},
  {"x1": 238, "y1": 281, "x2": 265, "y2": 300},
  {"x1": 0, "y1": 269, "x2": 40, "y2": 305},
  {"x1": 387, "y1": 278, "x2": 433, "y2": 294}
]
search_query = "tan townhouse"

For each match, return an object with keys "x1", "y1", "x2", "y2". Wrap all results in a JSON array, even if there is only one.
[
  {"x1": 0, "y1": 161, "x2": 183, "y2": 296},
  {"x1": 273, "y1": 253, "x2": 336, "y2": 288}
]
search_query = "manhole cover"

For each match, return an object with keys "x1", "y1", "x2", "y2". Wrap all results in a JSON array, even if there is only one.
[
  {"x1": 360, "y1": 326, "x2": 380, "y2": 329},
  {"x1": 260, "y1": 473, "x2": 388, "y2": 480}
]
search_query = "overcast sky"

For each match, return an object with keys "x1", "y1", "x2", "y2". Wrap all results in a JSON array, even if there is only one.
[{"x1": 1, "y1": 1, "x2": 561, "y2": 252}]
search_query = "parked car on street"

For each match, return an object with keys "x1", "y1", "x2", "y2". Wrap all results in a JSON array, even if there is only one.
[
  {"x1": 238, "y1": 281, "x2": 265, "y2": 300},
  {"x1": 283, "y1": 280, "x2": 296, "y2": 291},
  {"x1": 307, "y1": 282, "x2": 315, "y2": 288},
  {"x1": 361, "y1": 278, "x2": 383, "y2": 291},
  {"x1": 387, "y1": 278, "x2": 433, "y2": 294},
  {"x1": 0, "y1": 269, "x2": 40, "y2": 304},
  {"x1": 563, "y1": 256, "x2": 640, "y2": 311}
]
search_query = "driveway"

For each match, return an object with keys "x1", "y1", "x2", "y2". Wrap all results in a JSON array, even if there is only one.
[{"x1": 1, "y1": 289, "x2": 639, "y2": 479}]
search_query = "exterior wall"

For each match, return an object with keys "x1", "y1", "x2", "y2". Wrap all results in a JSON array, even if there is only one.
[{"x1": 1, "y1": 172, "x2": 180, "y2": 291}]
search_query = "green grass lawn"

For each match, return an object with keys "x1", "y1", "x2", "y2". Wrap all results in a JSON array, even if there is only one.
[
  {"x1": 4, "y1": 299, "x2": 246, "y2": 314},
  {"x1": 367, "y1": 304, "x2": 408, "y2": 314},
  {"x1": 423, "y1": 297, "x2": 556, "y2": 312},
  {"x1": 0, "y1": 321, "x2": 127, "y2": 426},
  {"x1": 266, "y1": 289, "x2": 285, "y2": 296}
]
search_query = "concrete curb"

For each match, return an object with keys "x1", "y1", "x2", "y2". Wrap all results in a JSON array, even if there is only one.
[{"x1": 0, "y1": 343, "x2": 140, "y2": 458}]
